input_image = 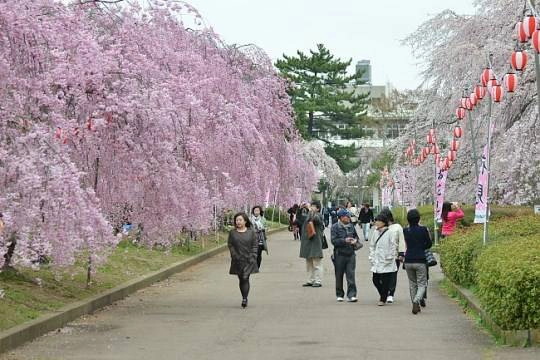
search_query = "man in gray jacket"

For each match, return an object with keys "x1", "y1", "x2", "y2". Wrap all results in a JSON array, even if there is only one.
[{"x1": 331, "y1": 209, "x2": 361, "y2": 302}]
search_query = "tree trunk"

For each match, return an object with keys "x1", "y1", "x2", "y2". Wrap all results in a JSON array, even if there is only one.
[
  {"x1": 308, "y1": 111, "x2": 314, "y2": 136},
  {"x1": 2, "y1": 232, "x2": 17, "y2": 270},
  {"x1": 87, "y1": 156, "x2": 100, "y2": 288}
]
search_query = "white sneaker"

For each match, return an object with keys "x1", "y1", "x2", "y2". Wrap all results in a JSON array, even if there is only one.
[
  {"x1": 336, "y1": 297, "x2": 344, "y2": 302},
  {"x1": 386, "y1": 296, "x2": 394, "y2": 304},
  {"x1": 347, "y1": 297, "x2": 358, "y2": 302}
]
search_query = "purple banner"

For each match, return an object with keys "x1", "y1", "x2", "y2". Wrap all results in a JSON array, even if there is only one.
[{"x1": 474, "y1": 144, "x2": 489, "y2": 223}]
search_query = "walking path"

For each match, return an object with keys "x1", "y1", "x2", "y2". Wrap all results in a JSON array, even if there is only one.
[{"x1": 2, "y1": 229, "x2": 538, "y2": 360}]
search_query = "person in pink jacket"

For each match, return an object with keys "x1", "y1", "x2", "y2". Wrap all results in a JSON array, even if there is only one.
[{"x1": 441, "y1": 202, "x2": 464, "y2": 237}]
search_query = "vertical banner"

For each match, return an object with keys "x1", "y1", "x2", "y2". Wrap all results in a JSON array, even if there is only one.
[
  {"x1": 435, "y1": 166, "x2": 448, "y2": 221},
  {"x1": 474, "y1": 144, "x2": 489, "y2": 223}
]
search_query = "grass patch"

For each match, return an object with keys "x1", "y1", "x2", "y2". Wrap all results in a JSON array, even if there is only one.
[{"x1": 0, "y1": 231, "x2": 233, "y2": 332}]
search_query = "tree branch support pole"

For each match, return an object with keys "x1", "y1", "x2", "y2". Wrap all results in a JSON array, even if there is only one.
[
  {"x1": 87, "y1": 156, "x2": 100, "y2": 288},
  {"x1": 467, "y1": 110, "x2": 479, "y2": 187}
]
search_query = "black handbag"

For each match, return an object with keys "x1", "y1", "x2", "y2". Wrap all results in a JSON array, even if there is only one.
[
  {"x1": 425, "y1": 249, "x2": 437, "y2": 267},
  {"x1": 322, "y1": 234, "x2": 329, "y2": 249}
]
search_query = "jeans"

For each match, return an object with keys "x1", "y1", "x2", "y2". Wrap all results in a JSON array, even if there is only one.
[
  {"x1": 306, "y1": 257, "x2": 322, "y2": 285},
  {"x1": 372, "y1": 272, "x2": 392, "y2": 302},
  {"x1": 405, "y1": 263, "x2": 428, "y2": 304},
  {"x1": 334, "y1": 253, "x2": 356, "y2": 298},
  {"x1": 388, "y1": 259, "x2": 401, "y2": 297},
  {"x1": 361, "y1": 223, "x2": 370, "y2": 241}
]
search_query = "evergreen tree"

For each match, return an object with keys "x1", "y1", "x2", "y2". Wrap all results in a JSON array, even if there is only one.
[{"x1": 275, "y1": 44, "x2": 369, "y2": 172}]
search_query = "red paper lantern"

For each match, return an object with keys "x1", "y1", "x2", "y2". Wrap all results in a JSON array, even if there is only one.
[
  {"x1": 455, "y1": 107, "x2": 466, "y2": 120},
  {"x1": 444, "y1": 158, "x2": 450, "y2": 168},
  {"x1": 450, "y1": 139, "x2": 460, "y2": 151},
  {"x1": 465, "y1": 97, "x2": 474, "y2": 110},
  {"x1": 487, "y1": 78, "x2": 500, "y2": 94},
  {"x1": 533, "y1": 29, "x2": 540, "y2": 53},
  {"x1": 426, "y1": 134, "x2": 433, "y2": 144},
  {"x1": 475, "y1": 85, "x2": 486, "y2": 100},
  {"x1": 481, "y1": 68, "x2": 494, "y2": 87},
  {"x1": 460, "y1": 97, "x2": 468, "y2": 109},
  {"x1": 491, "y1": 84, "x2": 504, "y2": 102},
  {"x1": 504, "y1": 72, "x2": 518, "y2": 93},
  {"x1": 453, "y1": 126, "x2": 463, "y2": 138},
  {"x1": 423, "y1": 146, "x2": 430, "y2": 157},
  {"x1": 435, "y1": 154, "x2": 441, "y2": 164},
  {"x1": 523, "y1": 15, "x2": 538, "y2": 38},
  {"x1": 511, "y1": 50, "x2": 528, "y2": 71},
  {"x1": 516, "y1": 21, "x2": 528, "y2": 43},
  {"x1": 448, "y1": 150, "x2": 457, "y2": 161},
  {"x1": 469, "y1": 92, "x2": 478, "y2": 106},
  {"x1": 429, "y1": 128, "x2": 435, "y2": 137}
]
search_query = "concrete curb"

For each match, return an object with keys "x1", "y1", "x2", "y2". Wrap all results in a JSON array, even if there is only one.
[
  {"x1": 444, "y1": 279, "x2": 540, "y2": 346},
  {"x1": 0, "y1": 228, "x2": 286, "y2": 354}
]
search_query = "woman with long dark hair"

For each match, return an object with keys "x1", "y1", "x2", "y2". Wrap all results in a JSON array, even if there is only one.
[
  {"x1": 441, "y1": 201, "x2": 464, "y2": 238},
  {"x1": 228, "y1": 212, "x2": 259, "y2": 308}
]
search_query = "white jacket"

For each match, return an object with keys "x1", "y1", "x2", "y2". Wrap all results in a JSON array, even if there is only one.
[
  {"x1": 368, "y1": 226, "x2": 398, "y2": 274},
  {"x1": 388, "y1": 223, "x2": 406, "y2": 257}
]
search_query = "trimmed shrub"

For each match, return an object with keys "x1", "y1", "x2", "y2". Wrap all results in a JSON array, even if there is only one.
[
  {"x1": 439, "y1": 228, "x2": 483, "y2": 287},
  {"x1": 264, "y1": 206, "x2": 290, "y2": 225},
  {"x1": 476, "y1": 235, "x2": 540, "y2": 330}
]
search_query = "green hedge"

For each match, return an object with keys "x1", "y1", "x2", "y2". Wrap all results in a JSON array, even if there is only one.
[
  {"x1": 264, "y1": 206, "x2": 290, "y2": 225},
  {"x1": 475, "y1": 235, "x2": 540, "y2": 330},
  {"x1": 438, "y1": 210, "x2": 540, "y2": 331}
]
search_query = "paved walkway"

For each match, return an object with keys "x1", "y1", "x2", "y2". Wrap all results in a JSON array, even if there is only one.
[{"x1": 2, "y1": 229, "x2": 539, "y2": 360}]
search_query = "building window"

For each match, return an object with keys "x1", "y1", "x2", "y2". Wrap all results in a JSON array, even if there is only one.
[{"x1": 385, "y1": 123, "x2": 400, "y2": 139}]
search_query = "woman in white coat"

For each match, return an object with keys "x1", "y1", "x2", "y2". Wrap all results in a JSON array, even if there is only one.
[{"x1": 368, "y1": 213, "x2": 397, "y2": 306}]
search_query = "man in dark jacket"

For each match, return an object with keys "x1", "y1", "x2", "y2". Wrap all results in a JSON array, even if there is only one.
[{"x1": 331, "y1": 209, "x2": 361, "y2": 302}]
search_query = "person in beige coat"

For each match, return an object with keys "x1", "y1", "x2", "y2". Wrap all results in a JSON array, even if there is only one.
[{"x1": 368, "y1": 213, "x2": 397, "y2": 306}]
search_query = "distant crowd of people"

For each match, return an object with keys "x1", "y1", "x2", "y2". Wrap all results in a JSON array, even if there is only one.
[{"x1": 226, "y1": 201, "x2": 463, "y2": 314}]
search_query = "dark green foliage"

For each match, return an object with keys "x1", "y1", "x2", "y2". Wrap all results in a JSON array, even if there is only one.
[
  {"x1": 264, "y1": 207, "x2": 290, "y2": 225},
  {"x1": 476, "y1": 235, "x2": 540, "y2": 330},
  {"x1": 275, "y1": 44, "x2": 369, "y2": 173},
  {"x1": 437, "y1": 207, "x2": 540, "y2": 331}
]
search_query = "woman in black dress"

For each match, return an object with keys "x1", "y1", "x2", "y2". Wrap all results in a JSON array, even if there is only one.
[{"x1": 228, "y1": 212, "x2": 259, "y2": 308}]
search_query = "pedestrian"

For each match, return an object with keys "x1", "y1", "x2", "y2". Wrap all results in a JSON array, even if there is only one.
[
  {"x1": 287, "y1": 204, "x2": 298, "y2": 234},
  {"x1": 359, "y1": 203, "x2": 374, "y2": 241},
  {"x1": 322, "y1": 206, "x2": 330, "y2": 227},
  {"x1": 403, "y1": 208, "x2": 432, "y2": 314},
  {"x1": 368, "y1": 213, "x2": 397, "y2": 306},
  {"x1": 348, "y1": 202, "x2": 359, "y2": 229},
  {"x1": 228, "y1": 212, "x2": 259, "y2": 308},
  {"x1": 330, "y1": 206, "x2": 339, "y2": 225},
  {"x1": 299, "y1": 201, "x2": 324, "y2": 288},
  {"x1": 331, "y1": 208, "x2": 361, "y2": 302},
  {"x1": 441, "y1": 201, "x2": 464, "y2": 238},
  {"x1": 379, "y1": 208, "x2": 405, "y2": 304},
  {"x1": 250, "y1": 206, "x2": 268, "y2": 269}
]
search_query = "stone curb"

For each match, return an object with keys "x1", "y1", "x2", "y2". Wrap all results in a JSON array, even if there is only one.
[
  {"x1": 0, "y1": 227, "x2": 286, "y2": 354},
  {"x1": 444, "y1": 279, "x2": 540, "y2": 346}
]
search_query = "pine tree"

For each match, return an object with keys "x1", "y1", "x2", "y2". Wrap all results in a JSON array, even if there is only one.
[{"x1": 275, "y1": 44, "x2": 369, "y2": 172}]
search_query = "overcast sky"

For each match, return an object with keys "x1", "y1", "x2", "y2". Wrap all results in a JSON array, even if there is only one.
[{"x1": 185, "y1": 0, "x2": 477, "y2": 90}]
